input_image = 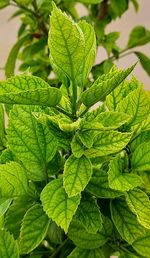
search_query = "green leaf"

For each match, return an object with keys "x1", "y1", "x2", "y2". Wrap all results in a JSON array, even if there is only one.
[
  {"x1": 0, "y1": 75, "x2": 62, "y2": 107},
  {"x1": 0, "y1": 162, "x2": 29, "y2": 198},
  {"x1": 0, "y1": 0, "x2": 9, "y2": 9},
  {"x1": 84, "y1": 131, "x2": 132, "y2": 158},
  {"x1": 49, "y1": 4, "x2": 84, "y2": 85},
  {"x1": 132, "y1": 231, "x2": 150, "y2": 258},
  {"x1": 0, "y1": 198, "x2": 12, "y2": 217},
  {"x1": 89, "y1": 111, "x2": 131, "y2": 130},
  {"x1": 109, "y1": 0, "x2": 128, "y2": 18},
  {"x1": 67, "y1": 247, "x2": 105, "y2": 258},
  {"x1": 78, "y1": 20, "x2": 96, "y2": 86},
  {"x1": 135, "y1": 51, "x2": 150, "y2": 76},
  {"x1": 0, "y1": 148, "x2": 15, "y2": 164},
  {"x1": 63, "y1": 155, "x2": 92, "y2": 197},
  {"x1": 74, "y1": 195, "x2": 102, "y2": 233},
  {"x1": 5, "y1": 197, "x2": 35, "y2": 239},
  {"x1": 5, "y1": 35, "x2": 30, "y2": 78},
  {"x1": 127, "y1": 26, "x2": 150, "y2": 49},
  {"x1": 68, "y1": 216, "x2": 113, "y2": 249},
  {"x1": 117, "y1": 87, "x2": 150, "y2": 127},
  {"x1": 7, "y1": 105, "x2": 57, "y2": 181},
  {"x1": 125, "y1": 189, "x2": 150, "y2": 229},
  {"x1": 77, "y1": 130, "x2": 93, "y2": 148},
  {"x1": 19, "y1": 204, "x2": 50, "y2": 254},
  {"x1": 130, "y1": 130, "x2": 150, "y2": 152},
  {"x1": 131, "y1": 141, "x2": 150, "y2": 171},
  {"x1": 130, "y1": 0, "x2": 139, "y2": 12},
  {"x1": 111, "y1": 199, "x2": 146, "y2": 244},
  {"x1": 71, "y1": 134, "x2": 85, "y2": 158},
  {"x1": 59, "y1": 118, "x2": 80, "y2": 132},
  {"x1": 106, "y1": 76, "x2": 140, "y2": 111},
  {"x1": 40, "y1": 179, "x2": 81, "y2": 233},
  {"x1": 0, "y1": 105, "x2": 4, "y2": 148},
  {"x1": 47, "y1": 221, "x2": 65, "y2": 244},
  {"x1": 81, "y1": 65, "x2": 135, "y2": 107},
  {"x1": 0, "y1": 230, "x2": 19, "y2": 257},
  {"x1": 108, "y1": 155, "x2": 142, "y2": 191},
  {"x1": 86, "y1": 169, "x2": 122, "y2": 198}
]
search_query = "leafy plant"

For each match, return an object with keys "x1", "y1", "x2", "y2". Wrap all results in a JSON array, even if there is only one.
[
  {"x1": 1, "y1": 0, "x2": 150, "y2": 81},
  {"x1": 0, "y1": 3, "x2": 150, "y2": 258}
]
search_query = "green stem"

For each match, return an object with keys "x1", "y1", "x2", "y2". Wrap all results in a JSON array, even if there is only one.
[
  {"x1": 49, "y1": 238, "x2": 68, "y2": 258},
  {"x1": 55, "y1": 106, "x2": 73, "y2": 119},
  {"x1": 72, "y1": 82, "x2": 77, "y2": 118}
]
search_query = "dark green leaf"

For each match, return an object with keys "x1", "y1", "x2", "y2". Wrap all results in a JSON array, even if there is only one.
[
  {"x1": 0, "y1": 229, "x2": 19, "y2": 257},
  {"x1": 132, "y1": 231, "x2": 150, "y2": 258},
  {"x1": 135, "y1": 51, "x2": 150, "y2": 76},
  {"x1": 127, "y1": 26, "x2": 150, "y2": 49},
  {"x1": 67, "y1": 247, "x2": 105, "y2": 258}
]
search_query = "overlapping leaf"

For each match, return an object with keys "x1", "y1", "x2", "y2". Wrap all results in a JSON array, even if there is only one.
[
  {"x1": 132, "y1": 231, "x2": 150, "y2": 258},
  {"x1": 86, "y1": 169, "x2": 122, "y2": 198},
  {"x1": 40, "y1": 179, "x2": 81, "y2": 233},
  {"x1": 131, "y1": 141, "x2": 150, "y2": 171},
  {"x1": 68, "y1": 216, "x2": 113, "y2": 249},
  {"x1": 108, "y1": 155, "x2": 142, "y2": 191},
  {"x1": 74, "y1": 196, "x2": 102, "y2": 233},
  {"x1": 0, "y1": 75, "x2": 61, "y2": 106},
  {"x1": 0, "y1": 104, "x2": 4, "y2": 148},
  {"x1": 71, "y1": 134, "x2": 84, "y2": 158},
  {"x1": 0, "y1": 198, "x2": 12, "y2": 217},
  {"x1": 67, "y1": 247, "x2": 105, "y2": 258},
  {"x1": 81, "y1": 65, "x2": 135, "y2": 107},
  {"x1": 0, "y1": 162, "x2": 28, "y2": 197},
  {"x1": 125, "y1": 189, "x2": 150, "y2": 229},
  {"x1": 84, "y1": 131, "x2": 132, "y2": 158},
  {"x1": 111, "y1": 199, "x2": 146, "y2": 244},
  {"x1": 63, "y1": 155, "x2": 92, "y2": 197},
  {"x1": 7, "y1": 105, "x2": 57, "y2": 181},
  {"x1": 117, "y1": 86, "x2": 150, "y2": 127},
  {"x1": 0, "y1": 230, "x2": 19, "y2": 258},
  {"x1": 19, "y1": 204, "x2": 50, "y2": 254}
]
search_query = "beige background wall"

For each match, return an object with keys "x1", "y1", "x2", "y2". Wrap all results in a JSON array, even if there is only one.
[{"x1": 0, "y1": 0, "x2": 150, "y2": 89}]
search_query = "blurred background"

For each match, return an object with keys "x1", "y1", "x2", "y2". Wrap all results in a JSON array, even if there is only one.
[{"x1": 0, "y1": 0, "x2": 150, "y2": 89}]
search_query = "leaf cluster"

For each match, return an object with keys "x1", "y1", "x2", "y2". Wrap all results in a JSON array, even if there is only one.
[{"x1": 0, "y1": 3, "x2": 150, "y2": 258}]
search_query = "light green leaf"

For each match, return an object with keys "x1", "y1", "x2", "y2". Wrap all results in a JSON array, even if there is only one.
[
  {"x1": 0, "y1": 76, "x2": 61, "y2": 107},
  {"x1": 0, "y1": 0, "x2": 9, "y2": 9},
  {"x1": 131, "y1": 141, "x2": 150, "y2": 171},
  {"x1": 71, "y1": 134, "x2": 84, "y2": 158},
  {"x1": 49, "y1": 4, "x2": 84, "y2": 85},
  {"x1": 63, "y1": 155, "x2": 92, "y2": 197},
  {"x1": 111, "y1": 199, "x2": 146, "y2": 244},
  {"x1": 84, "y1": 131, "x2": 132, "y2": 158},
  {"x1": 81, "y1": 65, "x2": 135, "y2": 107},
  {"x1": 106, "y1": 76, "x2": 140, "y2": 111},
  {"x1": 0, "y1": 105, "x2": 4, "y2": 148},
  {"x1": 117, "y1": 87, "x2": 150, "y2": 127},
  {"x1": 0, "y1": 198, "x2": 12, "y2": 217},
  {"x1": 125, "y1": 189, "x2": 150, "y2": 229},
  {"x1": 132, "y1": 231, "x2": 150, "y2": 258},
  {"x1": 40, "y1": 179, "x2": 81, "y2": 233},
  {"x1": 5, "y1": 197, "x2": 35, "y2": 239},
  {"x1": 130, "y1": 130, "x2": 150, "y2": 152},
  {"x1": 86, "y1": 169, "x2": 122, "y2": 198},
  {"x1": 19, "y1": 204, "x2": 50, "y2": 254},
  {"x1": 0, "y1": 162, "x2": 29, "y2": 198},
  {"x1": 78, "y1": 20, "x2": 96, "y2": 86},
  {"x1": 119, "y1": 252, "x2": 139, "y2": 258},
  {"x1": 67, "y1": 247, "x2": 105, "y2": 258},
  {"x1": 127, "y1": 26, "x2": 150, "y2": 49},
  {"x1": 68, "y1": 216, "x2": 113, "y2": 249},
  {"x1": 135, "y1": 51, "x2": 150, "y2": 76},
  {"x1": 130, "y1": 0, "x2": 139, "y2": 12},
  {"x1": 0, "y1": 230, "x2": 19, "y2": 257},
  {"x1": 91, "y1": 111, "x2": 131, "y2": 129},
  {"x1": 7, "y1": 105, "x2": 57, "y2": 181},
  {"x1": 74, "y1": 195, "x2": 102, "y2": 233},
  {"x1": 59, "y1": 118, "x2": 81, "y2": 132},
  {"x1": 5, "y1": 35, "x2": 30, "y2": 78},
  {"x1": 77, "y1": 130, "x2": 93, "y2": 148},
  {"x1": 108, "y1": 155, "x2": 142, "y2": 191},
  {"x1": 131, "y1": 114, "x2": 150, "y2": 135}
]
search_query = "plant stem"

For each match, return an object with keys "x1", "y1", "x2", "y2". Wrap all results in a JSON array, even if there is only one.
[
  {"x1": 72, "y1": 82, "x2": 77, "y2": 118},
  {"x1": 49, "y1": 238, "x2": 68, "y2": 258},
  {"x1": 55, "y1": 106, "x2": 73, "y2": 119}
]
